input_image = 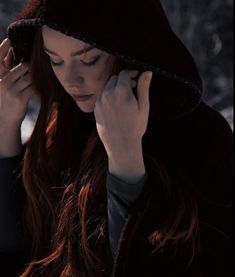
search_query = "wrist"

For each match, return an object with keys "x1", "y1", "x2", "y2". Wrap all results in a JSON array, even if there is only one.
[
  {"x1": 108, "y1": 142, "x2": 146, "y2": 184},
  {"x1": 0, "y1": 122, "x2": 23, "y2": 158}
]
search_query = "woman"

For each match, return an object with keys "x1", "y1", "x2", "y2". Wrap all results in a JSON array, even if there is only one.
[{"x1": 0, "y1": 0, "x2": 233, "y2": 276}]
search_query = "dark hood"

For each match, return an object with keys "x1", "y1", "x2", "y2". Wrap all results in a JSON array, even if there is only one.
[{"x1": 7, "y1": 0, "x2": 203, "y2": 121}]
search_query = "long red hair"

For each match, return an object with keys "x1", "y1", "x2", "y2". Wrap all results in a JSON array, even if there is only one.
[{"x1": 17, "y1": 27, "x2": 199, "y2": 276}]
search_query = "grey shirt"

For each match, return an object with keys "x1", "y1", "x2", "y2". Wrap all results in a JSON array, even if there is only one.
[{"x1": 0, "y1": 154, "x2": 148, "y2": 259}]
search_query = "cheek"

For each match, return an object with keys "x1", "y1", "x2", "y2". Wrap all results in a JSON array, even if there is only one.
[
  {"x1": 86, "y1": 67, "x2": 108, "y2": 89},
  {"x1": 51, "y1": 67, "x2": 63, "y2": 84},
  {"x1": 96, "y1": 57, "x2": 115, "y2": 85}
]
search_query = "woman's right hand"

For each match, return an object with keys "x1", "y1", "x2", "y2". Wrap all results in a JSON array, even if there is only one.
[{"x1": 0, "y1": 37, "x2": 36, "y2": 127}]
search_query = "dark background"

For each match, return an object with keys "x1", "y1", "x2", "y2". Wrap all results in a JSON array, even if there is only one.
[{"x1": 0, "y1": 0, "x2": 233, "y2": 136}]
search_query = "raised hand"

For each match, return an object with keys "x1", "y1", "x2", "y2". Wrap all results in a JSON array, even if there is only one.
[
  {"x1": 94, "y1": 69, "x2": 153, "y2": 159},
  {"x1": 0, "y1": 38, "x2": 38, "y2": 157},
  {"x1": 0, "y1": 38, "x2": 36, "y2": 127},
  {"x1": 94, "y1": 69, "x2": 153, "y2": 183}
]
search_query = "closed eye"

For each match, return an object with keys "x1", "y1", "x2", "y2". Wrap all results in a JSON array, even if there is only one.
[
  {"x1": 50, "y1": 60, "x2": 63, "y2": 66},
  {"x1": 81, "y1": 56, "x2": 101, "y2": 66},
  {"x1": 49, "y1": 56, "x2": 101, "y2": 67}
]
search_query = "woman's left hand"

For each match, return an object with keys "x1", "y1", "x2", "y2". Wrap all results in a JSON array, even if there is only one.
[{"x1": 94, "y1": 69, "x2": 153, "y2": 158}]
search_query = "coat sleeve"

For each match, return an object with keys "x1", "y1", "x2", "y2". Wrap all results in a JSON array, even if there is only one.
[
  {"x1": 106, "y1": 171, "x2": 148, "y2": 259},
  {"x1": 0, "y1": 154, "x2": 27, "y2": 252}
]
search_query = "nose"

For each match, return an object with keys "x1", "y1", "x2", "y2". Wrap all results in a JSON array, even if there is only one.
[
  {"x1": 64, "y1": 76, "x2": 84, "y2": 89},
  {"x1": 63, "y1": 64, "x2": 85, "y2": 90}
]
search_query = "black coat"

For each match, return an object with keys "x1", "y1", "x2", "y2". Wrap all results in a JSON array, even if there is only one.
[
  {"x1": 110, "y1": 100, "x2": 234, "y2": 276},
  {"x1": 1, "y1": 101, "x2": 233, "y2": 277},
  {"x1": 4, "y1": 0, "x2": 234, "y2": 276}
]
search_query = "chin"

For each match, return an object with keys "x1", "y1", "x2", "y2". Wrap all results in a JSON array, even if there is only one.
[{"x1": 76, "y1": 103, "x2": 95, "y2": 113}]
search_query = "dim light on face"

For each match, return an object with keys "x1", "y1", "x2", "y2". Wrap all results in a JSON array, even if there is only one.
[{"x1": 42, "y1": 25, "x2": 116, "y2": 113}]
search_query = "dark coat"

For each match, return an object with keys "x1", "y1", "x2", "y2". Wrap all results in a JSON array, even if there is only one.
[
  {"x1": 110, "y1": 100, "x2": 234, "y2": 277},
  {"x1": 4, "y1": 0, "x2": 234, "y2": 276},
  {"x1": 1, "y1": 100, "x2": 233, "y2": 277},
  {"x1": 0, "y1": 100, "x2": 233, "y2": 277}
]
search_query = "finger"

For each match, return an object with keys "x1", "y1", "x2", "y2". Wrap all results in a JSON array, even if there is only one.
[
  {"x1": 137, "y1": 71, "x2": 153, "y2": 113},
  {"x1": 116, "y1": 70, "x2": 139, "y2": 92},
  {"x1": 2, "y1": 63, "x2": 29, "y2": 87},
  {"x1": 3, "y1": 47, "x2": 14, "y2": 69},
  {"x1": 96, "y1": 75, "x2": 118, "y2": 103},
  {"x1": 10, "y1": 72, "x2": 32, "y2": 94},
  {"x1": 20, "y1": 83, "x2": 37, "y2": 103},
  {"x1": 0, "y1": 39, "x2": 12, "y2": 78},
  {"x1": 105, "y1": 74, "x2": 118, "y2": 91},
  {"x1": 0, "y1": 38, "x2": 11, "y2": 61},
  {"x1": 117, "y1": 69, "x2": 139, "y2": 84},
  {"x1": 130, "y1": 79, "x2": 137, "y2": 88},
  {"x1": 127, "y1": 70, "x2": 139, "y2": 78}
]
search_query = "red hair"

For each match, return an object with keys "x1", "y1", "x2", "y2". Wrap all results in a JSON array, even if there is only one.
[{"x1": 17, "y1": 27, "x2": 199, "y2": 276}]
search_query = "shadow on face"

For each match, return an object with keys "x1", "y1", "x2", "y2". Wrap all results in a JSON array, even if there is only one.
[{"x1": 41, "y1": 25, "x2": 117, "y2": 113}]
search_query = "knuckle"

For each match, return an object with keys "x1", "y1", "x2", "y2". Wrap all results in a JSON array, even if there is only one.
[
  {"x1": 119, "y1": 69, "x2": 128, "y2": 75},
  {"x1": 21, "y1": 64, "x2": 28, "y2": 70},
  {"x1": 16, "y1": 63, "x2": 28, "y2": 71}
]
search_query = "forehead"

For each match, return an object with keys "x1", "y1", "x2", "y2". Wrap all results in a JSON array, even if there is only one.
[{"x1": 41, "y1": 25, "x2": 93, "y2": 52}]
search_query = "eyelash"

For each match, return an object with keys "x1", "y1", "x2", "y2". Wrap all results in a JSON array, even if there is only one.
[{"x1": 50, "y1": 56, "x2": 100, "y2": 67}]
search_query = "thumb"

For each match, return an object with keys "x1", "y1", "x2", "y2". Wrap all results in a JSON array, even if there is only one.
[{"x1": 137, "y1": 71, "x2": 153, "y2": 113}]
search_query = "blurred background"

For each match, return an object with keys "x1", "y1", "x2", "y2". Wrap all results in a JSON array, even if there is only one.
[{"x1": 0, "y1": 0, "x2": 233, "y2": 142}]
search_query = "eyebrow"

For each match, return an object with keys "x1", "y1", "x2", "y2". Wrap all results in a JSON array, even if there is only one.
[{"x1": 43, "y1": 45, "x2": 96, "y2": 57}]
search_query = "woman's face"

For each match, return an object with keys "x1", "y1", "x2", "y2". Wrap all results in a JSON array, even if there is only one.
[{"x1": 42, "y1": 26, "x2": 116, "y2": 113}]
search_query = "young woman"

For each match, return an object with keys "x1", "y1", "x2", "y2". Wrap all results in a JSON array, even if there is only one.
[{"x1": 0, "y1": 0, "x2": 233, "y2": 276}]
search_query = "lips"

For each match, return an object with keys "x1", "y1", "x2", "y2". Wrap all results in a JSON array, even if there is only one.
[{"x1": 72, "y1": 94, "x2": 93, "y2": 101}]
